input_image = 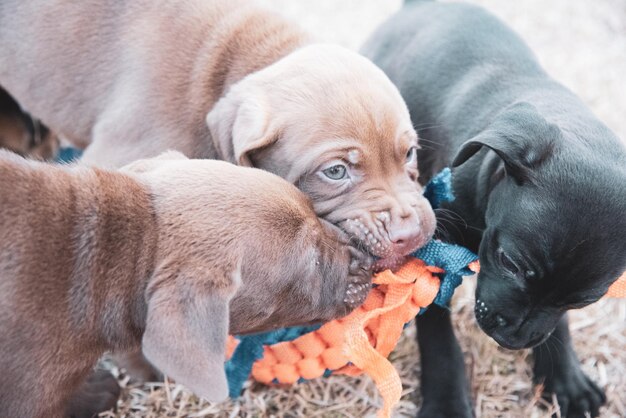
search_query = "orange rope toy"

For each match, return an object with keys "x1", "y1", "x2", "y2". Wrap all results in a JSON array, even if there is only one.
[
  {"x1": 222, "y1": 166, "x2": 626, "y2": 418},
  {"x1": 225, "y1": 265, "x2": 625, "y2": 418},
  {"x1": 225, "y1": 242, "x2": 479, "y2": 418}
]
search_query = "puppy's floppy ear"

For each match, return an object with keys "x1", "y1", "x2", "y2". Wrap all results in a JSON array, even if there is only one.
[
  {"x1": 452, "y1": 102, "x2": 559, "y2": 185},
  {"x1": 206, "y1": 89, "x2": 279, "y2": 167},
  {"x1": 141, "y1": 269, "x2": 236, "y2": 402},
  {"x1": 120, "y1": 150, "x2": 189, "y2": 174}
]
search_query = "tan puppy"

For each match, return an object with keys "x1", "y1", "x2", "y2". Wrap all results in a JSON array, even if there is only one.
[
  {"x1": 0, "y1": 150, "x2": 371, "y2": 418},
  {"x1": 0, "y1": 87, "x2": 58, "y2": 160},
  {"x1": 0, "y1": 0, "x2": 436, "y2": 269}
]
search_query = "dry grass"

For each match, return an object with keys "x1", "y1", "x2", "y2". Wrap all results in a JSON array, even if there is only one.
[
  {"x1": 100, "y1": 1, "x2": 626, "y2": 417},
  {"x1": 101, "y1": 282, "x2": 626, "y2": 418}
]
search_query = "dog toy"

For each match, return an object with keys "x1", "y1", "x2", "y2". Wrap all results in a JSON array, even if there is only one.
[
  {"x1": 223, "y1": 168, "x2": 626, "y2": 418},
  {"x1": 224, "y1": 169, "x2": 480, "y2": 418},
  {"x1": 55, "y1": 149, "x2": 624, "y2": 416},
  {"x1": 56, "y1": 146, "x2": 83, "y2": 163}
]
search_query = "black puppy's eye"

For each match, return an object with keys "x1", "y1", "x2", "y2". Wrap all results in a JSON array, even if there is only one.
[
  {"x1": 322, "y1": 164, "x2": 348, "y2": 180},
  {"x1": 499, "y1": 250, "x2": 519, "y2": 275},
  {"x1": 406, "y1": 146, "x2": 418, "y2": 164}
]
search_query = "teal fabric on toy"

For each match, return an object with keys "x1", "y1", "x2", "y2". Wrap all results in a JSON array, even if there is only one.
[
  {"x1": 423, "y1": 167, "x2": 453, "y2": 209},
  {"x1": 225, "y1": 325, "x2": 320, "y2": 397},
  {"x1": 225, "y1": 168, "x2": 478, "y2": 396},
  {"x1": 56, "y1": 147, "x2": 83, "y2": 163}
]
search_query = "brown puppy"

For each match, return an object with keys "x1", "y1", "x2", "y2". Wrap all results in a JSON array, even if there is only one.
[
  {"x1": 0, "y1": 87, "x2": 58, "y2": 160},
  {"x1": 0, "y1": 0, "x2": 435, "y2": 269},
  {"x1": 0, "y1": 150, "x2": 371, "y2": 418}
]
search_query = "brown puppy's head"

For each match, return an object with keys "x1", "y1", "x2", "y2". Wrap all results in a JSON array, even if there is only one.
[
  {"x1": 121, "y1": 152, "x2": 372, "y2": 402},
  {"x1": 207, "y1": 44, "x2": 435, "y2": 269}
]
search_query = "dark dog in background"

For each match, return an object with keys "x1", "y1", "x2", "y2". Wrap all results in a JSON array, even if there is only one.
[
  {"x1": 0, "y1": 86, "x2": 58, "y2": 160},
  {"x1": 363, "y1": 1, "x2": 626, "y2": 417}
]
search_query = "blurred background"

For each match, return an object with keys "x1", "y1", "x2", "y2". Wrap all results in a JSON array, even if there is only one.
[{"x1": 95, "y1": 0, "x2": 624, "y2": 417}]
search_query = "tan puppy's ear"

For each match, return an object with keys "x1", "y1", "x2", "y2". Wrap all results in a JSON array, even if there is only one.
[
  {"x1": 120, "y1": 150, "x2": 188, "y2": 174},
  {"x1": 141, "y1": 271, "x2": 235, "y2": 402},
  {"x1": 206, "y1": 92, "x2": 278, "y2": 167}
]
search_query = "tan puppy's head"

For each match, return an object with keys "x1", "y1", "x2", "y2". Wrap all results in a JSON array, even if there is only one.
[{"x1": 207, "y1": 44, "x2": 435, "y2": 270}]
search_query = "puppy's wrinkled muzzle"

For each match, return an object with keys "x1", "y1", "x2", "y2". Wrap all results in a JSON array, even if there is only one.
[
  {"x1": 319, "y1": 218, "x2": 374, "y2": 313},
  {"x1": 341, "y1": 198, "x2": 436, "y2": 272}
]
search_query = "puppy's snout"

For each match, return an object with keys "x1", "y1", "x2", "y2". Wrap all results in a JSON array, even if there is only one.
[
  {"x1": 386, "y1": 213, "x2": 428, "y2": 253},
  {"x1": 475, "y1": 299, "x2": 551, "y2": 349},
  {"x1": 388, "y1": 223, "x2": 420, "y2": 245},
  {"x1": 474, "y1": 299, "x2": 508, "y2": 329}
]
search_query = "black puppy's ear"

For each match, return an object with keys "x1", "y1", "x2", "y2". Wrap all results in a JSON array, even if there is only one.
[
  {"x1": 142, "y1": 270, "x2": 237, "y2": 402},
  {"x1": 452, "y1": 102, "x2": 559, "y2": 185},
  {"x1": 452, "y1": 137, "x2": 535, "y2": 184}
]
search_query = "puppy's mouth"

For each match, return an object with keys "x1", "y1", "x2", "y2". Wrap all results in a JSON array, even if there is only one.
[
  {"x1": 372, "y1": 254, "x2": 411, "y2": 272},
  {"x1": 339, "y1": 210, "x2": 434, "y2": 272},
  {"x1": 487, "y1": 329, "x2": 551, "y2": 350}
]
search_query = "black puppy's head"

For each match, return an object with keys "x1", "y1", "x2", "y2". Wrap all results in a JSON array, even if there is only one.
[{"x1": 454, "y1": 102, "x2": 626, "y2": 350}]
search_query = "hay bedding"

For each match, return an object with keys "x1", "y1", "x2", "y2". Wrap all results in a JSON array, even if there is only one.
[
  {"x1": 101, "y1": 284, "x2": 625, "y2": 418},
  {"x1": 100, "y1": 0, "x2": 626, "y2": 416}
]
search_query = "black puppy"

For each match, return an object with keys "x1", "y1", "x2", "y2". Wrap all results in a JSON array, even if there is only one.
[{"x1": 362, "y1": 1, "x2": 626, "y2": 417}]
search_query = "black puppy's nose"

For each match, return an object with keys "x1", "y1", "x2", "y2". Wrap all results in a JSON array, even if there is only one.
[{"x1": 475, "y1": 299, "x2": 508, "y2": 329}]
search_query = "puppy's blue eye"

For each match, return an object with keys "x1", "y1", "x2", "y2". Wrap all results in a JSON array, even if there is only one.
[
  {"x1": 322, "y1": 164, "x2": 348, "y2": 180},
  {"x1": 406, "y1": 146, "x2": 418, "y2": 163},
  {"x1": 499, "y1": 250, "x2": 519, "y2": 275}
]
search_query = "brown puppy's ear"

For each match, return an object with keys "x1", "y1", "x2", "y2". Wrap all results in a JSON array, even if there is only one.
[
  {"x1": 141, "y1": 273, "x2": 235, "y2": 402},
  {"x1": 206, "y1": 92, "x2": 279, "y2": 167},
  {"x1": 120, "y1": 150, "x2": 188, "y2": 174}
]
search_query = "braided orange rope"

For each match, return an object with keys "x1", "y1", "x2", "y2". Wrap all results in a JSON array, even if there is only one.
[
  {"x1": 226, "y1": 259, "x2": 479, "y2": 417},
  {"x1": 226, "y1": 264, "x2": 624, "y2": 417}
]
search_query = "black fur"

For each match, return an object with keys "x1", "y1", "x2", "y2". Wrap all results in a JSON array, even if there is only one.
[{"x1": 362, "y1": 2, "x2": 626, "y2": 417}]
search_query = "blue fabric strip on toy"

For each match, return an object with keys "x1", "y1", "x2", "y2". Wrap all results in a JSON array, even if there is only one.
[
  {"x1": 423, "y1": 167, "x2": 453, "y2": 208},
  {"x1": 413, "y1": 240, "x2": 477, "y2": 308},
  {"x1": 224, "y1": 168, "x2": 478, "y2": 396},
  {"x1": 225, "y1": 325, "x2": 320, "y2": 398},
  {"x1": 56, "y1": 147, "x2": 83, "y2": 163}
]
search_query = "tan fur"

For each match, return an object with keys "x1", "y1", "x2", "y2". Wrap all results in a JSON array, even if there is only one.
[
  {"x1": 0, "y1": 0, "x2": 435, "y2": 264},
  {"x1": 0, "y1": 150, "x2": 370, "y2": 418},
  {"x1": 0, "y1": 0, "x2": 435, "y2": 389}
]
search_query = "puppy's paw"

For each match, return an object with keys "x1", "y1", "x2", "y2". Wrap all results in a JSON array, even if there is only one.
[
  {"x1": 538, "y1": 367, "x2": 606, "y2": 418},
  {"x1": 66, "y1": 369, "x2": 121, "y2": 418},
  {"x1": 344, "y1": 246, "x2": 373, "y2": 309},
  {"x1": 112, "y1": 350, "x2": 163, "y2": 383}
]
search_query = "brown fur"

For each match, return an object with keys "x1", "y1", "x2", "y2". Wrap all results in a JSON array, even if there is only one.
[
  {"x1": 0, "y1": 0, "x2": 435, "y2": 389},
  {"x1": 0, "y1": 150, "x2": 371, "y2": 418},
  {"x1": 0, "y1": 0, "x2": 435, "y2": 264}
]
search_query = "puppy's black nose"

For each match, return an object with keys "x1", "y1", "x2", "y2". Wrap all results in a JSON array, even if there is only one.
[{"x1": 475, "y1": 299, "x2": 508, "y2": 329}]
